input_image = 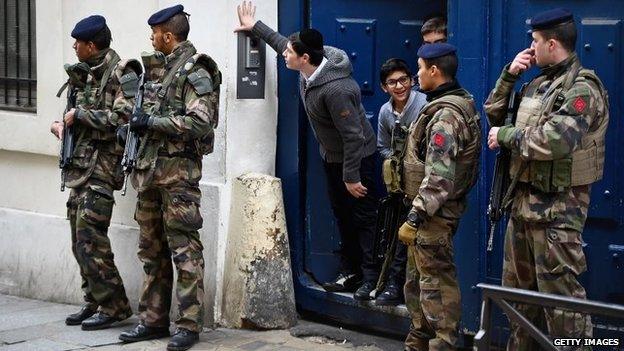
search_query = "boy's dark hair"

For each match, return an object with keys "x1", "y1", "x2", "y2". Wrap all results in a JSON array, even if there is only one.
[
  {"x1": 379, "y1": 58, "x2": 412, "y2": 84},
  {"x1": 421, "y1": 17, "x2": 447, "y2": 37},
  {"x1": 423, "y1": 54, "x2": 458, "y2": 79},
  {"x1": 90, "y1": 26, "x2": 112, "y2": 50},
  {"x1": 538, "y1": 21, "x2": 577, "y2": 52},
  {"x1": 288, "y1": 29, "x2": 324, "y2": 66},
  {"x1": 159, "y1": 13, "x2": 190, "y2": 41}
]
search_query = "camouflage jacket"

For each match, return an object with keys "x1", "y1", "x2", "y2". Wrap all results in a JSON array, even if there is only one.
[
  {"x1": 484, "y1": 53, "x2": 608, "y2": 230},
  {"x1": 131, "y1": 40, "x2": 220, "y2": 190},
  {"x1": 404, "y1": 85, "x2": 481, "y2": 221},
  {"x1": 64, "y1": 48, "x2": 141, "y2": 194}
]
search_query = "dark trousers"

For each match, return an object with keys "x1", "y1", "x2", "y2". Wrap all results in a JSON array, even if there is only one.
[{"x1": 322, "y1": 153, "x2": 379, "y2": 282}]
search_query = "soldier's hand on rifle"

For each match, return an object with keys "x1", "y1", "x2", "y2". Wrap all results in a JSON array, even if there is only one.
[
  {"x1": 130, "y1": 112, "x2": 152, "y2": 132},
  {"x1": 488, "y1": 127, "x2": 501, "y2": 150},
  {"x1": 345, "y1": 181, "x2": 367, "y2": 198},
  {"x1": 63, "y1": 108, "x2": 76, "y2": 127},
  {"x1": 234, "y1": 1, "x2": 257, "y2": 32},
  {"x1": 50, "y1": 121, "x2": 63, "y2": 140},
  {"x1": 508, "y1": 48, "x2": 535, "y2": 75}
]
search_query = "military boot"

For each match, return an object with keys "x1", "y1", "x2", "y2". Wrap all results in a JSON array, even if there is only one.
[
  {"x1": 65, "y1": 305, "x2": 96, "y2": 325},
  {"x1": 81, "y1": 311, "x2": 127, "y2": 331},
  {"x1": 167, "y1": 328, "x2": 199, "y2": 351},
  {"x1": 119, "y1": 322, "x2": 170, "y2": 342}
]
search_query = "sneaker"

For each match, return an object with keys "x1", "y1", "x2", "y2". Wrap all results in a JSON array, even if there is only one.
[
  {"x1": 354, "y1": 281, "x2": 376, "y2": 301},
  {"x1": 322, "y1": 273, "x2": 362, "y2": 292}
]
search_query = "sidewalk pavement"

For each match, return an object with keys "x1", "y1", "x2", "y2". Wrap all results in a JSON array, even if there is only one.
[{"x1": 0, "y1": 294, "x2": 405, "y2": 350}]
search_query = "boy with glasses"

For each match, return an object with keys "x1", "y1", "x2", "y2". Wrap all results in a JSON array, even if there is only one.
[{"x1": 375, "y1": 58, "x2": 426, "y2": 305}]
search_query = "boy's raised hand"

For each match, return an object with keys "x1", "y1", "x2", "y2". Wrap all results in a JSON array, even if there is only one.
[{"x1": 234, "y1": 1, "x2": 257, "y2": 32}]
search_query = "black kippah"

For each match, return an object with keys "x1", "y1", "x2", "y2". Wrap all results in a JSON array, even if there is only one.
[{"x1": 298, "y1": 28, "x2": 324, "y2": 51}]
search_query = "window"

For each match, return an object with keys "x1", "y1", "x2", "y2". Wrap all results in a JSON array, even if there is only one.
[{"x1": 0, "y1": 0, "x2": 36, "y2": 112}]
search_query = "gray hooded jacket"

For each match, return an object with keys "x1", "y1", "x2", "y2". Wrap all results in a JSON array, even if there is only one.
[{"x1": 252, "y1": 21, "x2": 377, "y2": 183}]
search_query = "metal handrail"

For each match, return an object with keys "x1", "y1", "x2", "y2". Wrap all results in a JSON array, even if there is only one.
[{"x1": 474, "y1": 283, "x2": 624, "y2": 351}]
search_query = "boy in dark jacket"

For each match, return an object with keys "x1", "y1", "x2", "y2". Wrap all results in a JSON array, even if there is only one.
[{"x1": 235, "y1": 1, "x2": 379, "y2": 299}]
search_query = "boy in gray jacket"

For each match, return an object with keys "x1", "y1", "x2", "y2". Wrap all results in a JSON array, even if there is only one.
[{"x1": 236, "y1": 1, "x2": 379, "y2": 299}]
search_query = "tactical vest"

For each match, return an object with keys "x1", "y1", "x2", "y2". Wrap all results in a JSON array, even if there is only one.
[
  {"x1": 58, "y1": 52, "x2": 142, "y2": 189},
  {"x1": 402, "y1": 94, "x2": 481, "y2": 199},
  {"x1": 510, "y1": 64, "x2": 608, "y2": 193},
  {"x1": 134, "y1": 48, "x2": 221, "y2": 172}
]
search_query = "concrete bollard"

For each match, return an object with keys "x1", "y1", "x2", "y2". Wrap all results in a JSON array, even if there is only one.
[{"x1": 221, "y1": 173, "x2": 297, "y2": 329}]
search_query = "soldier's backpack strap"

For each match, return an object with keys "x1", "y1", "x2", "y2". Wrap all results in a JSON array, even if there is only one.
[
  {"x1": 94, "y1": 55, "x2": 121, "y2": 106},
  {"x1": 114, "y1": 59, "x2": 143, "y2": 98},
  {"x1": 173, "y1": 53, "x2": 222, "y2": 126},
  {"x1": 541, "y1": 59, "x2": 581, "y2": 113},
  {"x1": 158, "y1": 48, "x2": 197, "y2": 100},
  {"x1": 428, "y1": 94, "x2": 481, "y2": 140}
]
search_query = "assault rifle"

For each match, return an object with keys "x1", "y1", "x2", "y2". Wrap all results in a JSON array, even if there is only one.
[
  {"x1": 373, "y1": 120, "x2": 409, "y2": 293},
  {"x1": 120, "y1": 73, "x2": 145, "y2": 196},
  {"x1": 59, "y1": 86, "x2": 77, "y2": 192},
  {"x1": 373, "y1": 193, "x2": 407, "y2": 293},
  {"x1": 486, "y1": 90, "x2": 520, "y2": 251}
]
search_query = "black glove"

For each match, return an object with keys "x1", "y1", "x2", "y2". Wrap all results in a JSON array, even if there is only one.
[
  {"x1": 116, "y1": 124, "x2": 128, "y2": 147},
  {"x1": 129, "y1": 112, "x2": 151, "y2": 132}
]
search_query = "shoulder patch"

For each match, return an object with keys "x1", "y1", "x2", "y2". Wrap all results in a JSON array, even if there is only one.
[
  {"x1": 187, "y1": 68, "x2": 213, "y2": 95},
  {"x1": 430, "y1": 129, "x2": 454, "y2": 152},
  {"x1": 119, "y1": 71, "x2": 139, "y2": 98},
  {"x1": 572, "y1": 96, "x2": 587, "y2": 113},
  {"x1": 434, "y1": 133, "x2": 446, "y2": 147}
]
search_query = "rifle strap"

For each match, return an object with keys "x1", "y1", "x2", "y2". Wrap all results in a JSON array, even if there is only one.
[
  {"x1": 95, "y1": 56, "x2": 121, "y2": 106},
  {"x1": 501, "y1": 162, "x2": 527, "y2": 209},
  {"x1": 158, "y1": 49, "x2": 196, "y2": 100}
]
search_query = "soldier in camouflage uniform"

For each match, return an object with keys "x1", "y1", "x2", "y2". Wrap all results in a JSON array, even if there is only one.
[
  {"x1": 118, "y1": 5, "x2": 220, "y2": 351},
  {"x1": 397, "y1": 43, "x2": 481, "y2": 351},
  {"x1": 50, "y1": 15, "x2": 140, "y2": 330},
  {"x1": 485, "y1": 8, "x2": 608, "y2": 350}
]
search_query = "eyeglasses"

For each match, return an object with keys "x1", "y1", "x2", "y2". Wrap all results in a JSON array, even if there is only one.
[{"x1": 384, "y1": 75, "x2": 411, "y2": 88}]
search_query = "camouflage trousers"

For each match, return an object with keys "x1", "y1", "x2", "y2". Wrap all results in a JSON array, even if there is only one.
[
  {"x1": 502, "y1": 217, "x2": 591, "y2": 351},
  {"x1": 67, "y1": 183, "x2": 131, "y2": 318},
  {"x1": 135, "y1": 185, "x2": 205, "y2": 333},
  {"x1": 404, "y1": 215, "x2": 461, "y2": 351}
]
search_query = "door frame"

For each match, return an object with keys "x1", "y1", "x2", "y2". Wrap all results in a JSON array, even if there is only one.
[{"x1": 275, "y1": 0, "x2": 490, "y2": 337}]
